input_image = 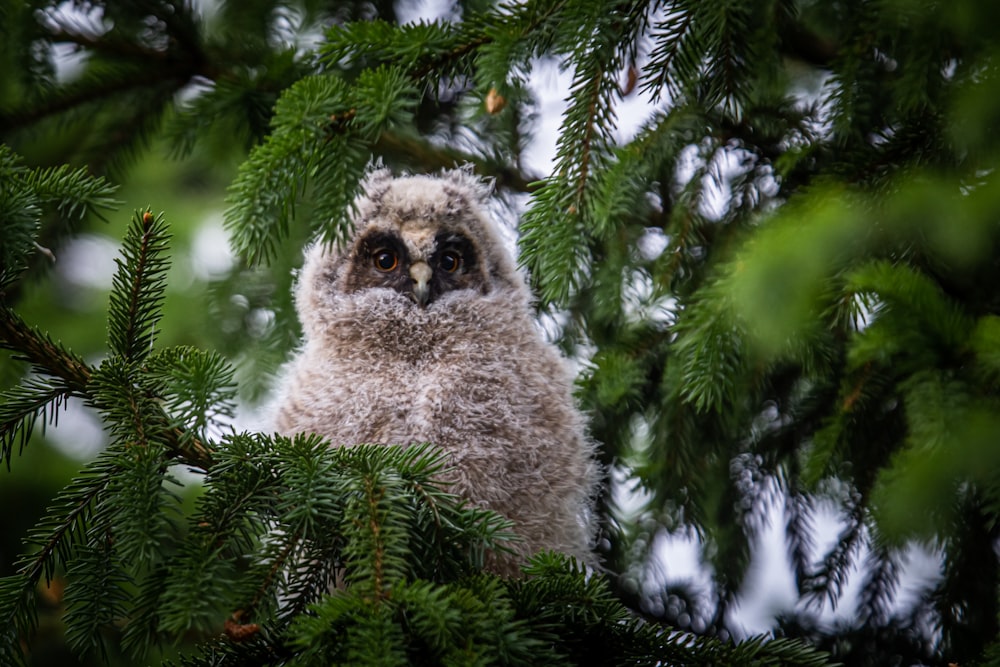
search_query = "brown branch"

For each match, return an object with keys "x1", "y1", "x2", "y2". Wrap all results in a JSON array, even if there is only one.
[
  {"x1": 0, "y1": 306, "x2": 92, "y2": 393},
  {"x1": 0, "y1": 65, "x2": 189, "y2": 131},
  {"x1": 117, "y1": 210, "x2": 158, "y2": 359},
  {"x1": 411, "y1": 33, "x2": 491, "y2": 80},
  {"x1": 327, "y1": 109, "x2": 541, "y2": 192},
  {"x1": 375, "y1": 131, "x2": 541, "y2": 193},
  {"x1": 244, "y1": 531, "x2": 302, "y2": 618},
  {"x1": 3, "y1": 17, "x2": 224, "y2": 133},
  {"x1": 777, "y1": 17, "x2": 839, "y2": 68},
  {"x1": 50, "y1": 28, "x2": 172, "y2": 63},
  {"x1": 18, "y1": 479, "x2": 108, "y2": 586},
  {"x1": 573, "y1": 69, "x2": 604, "y2": 210},
  {"x1": 324, "y1": 114, "x2": 541, "y2": 193},
  {"x1": 0, "y1": 305, "x2": 214, "y2": 469},
  {"x1": 322, "y1": 3, "x2": 567, "y2": 192},
  {"x1": 364, "y1": 475, "x2": 387, "y2": 602},
  {"x1": 842, "y1": 361, "x2": 874, "y2": 412}
]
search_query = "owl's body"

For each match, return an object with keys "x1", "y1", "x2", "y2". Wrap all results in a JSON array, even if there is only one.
[{"x1": 272, "y1": 168, "x2": 599, "y2": 575}]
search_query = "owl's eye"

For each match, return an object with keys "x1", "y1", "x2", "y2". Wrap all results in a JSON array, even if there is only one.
[
  {"x1": 373, "y1": 249, "x2": 398, "y2": 272},
  {"x1": 439, "y1": 250, "x2": 462, "y2": 273}
]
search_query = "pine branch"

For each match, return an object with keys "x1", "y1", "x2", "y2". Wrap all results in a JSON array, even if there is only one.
[
  {"x1": 97, "y1": 208, "x2": 215, "y2": 468},
  {"x1": 62, "y1": 541, "x2": 132, "y2": 660},
  {"x1": 801, "y1": 497, "x2": 865, "y2": 610},
  {"x1": 0, "y1": 300, "x2": 213, "y2": 471},
  {"x1": 0, "y1": 576, "x2": 36, "y2": 667},
  {"x1": 153, "y1": 433, "x2": 278, "y2": 638},
  {"x1": 855, "y1": 541, "x2": 900, "y2": 627},
  {"x1": 0, "y1": 378, "x2": 73, "y2": 471},
  {"x1": 145, "y1": 346, "x2": 237, "y2": 443},
  {"x1": 13, "y1": 162, "x2": 119, "y2": 224},
  {"x1": 0, "y1": 306, "x2": 93, "y2": 391},
  {"x1": 557, "y1": 3, "x2": 645, "y2": 209},
  {"x1": 375, "y1": 130, "x2": 540, "y2": 193},
  {"x1": 108, "y1": 210, "x2": 170, "y2": 361},
  {"x1": 364, "y1": 474, "x2": 388, "y2": 602},
  {"x1": 784, "y1": 490, "x2": 818, "y2": 596},
  {"x1": 87, "y1": 81, "x2": 177, "y2": 176},
  {"x1": 518, "y1": 1, "x2": 650, "y2": 305},
  {"x1": 641, "y1": 7, "x2": 695, "y2": 103},
  {"x1": 0, "y1": 63, "x2": 189, "y2": 131},
  {"x1": 16, "y1": 454, "x2": 118, "y2": 587},
  {"x1": 49, "y1": 27, "x2": 177, "y2": 64},
  {"x1": 935, "y1": 493, "x2": 1000, "y2": 662},
  {"x1": 224, "y1": 73, "x2": 354, "y2": 263},
  {"x1": 700, "y1": 2, "x2": 755, "y2": 114},
  {"x1": 320, "y1": 11, "x2": 505, "y2": 82},
  {"x1": 0, "y1": 145, "x2": 119, "y2": 301}
]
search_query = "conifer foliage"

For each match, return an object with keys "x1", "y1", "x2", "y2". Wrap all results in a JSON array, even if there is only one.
[
  {"x1": 0, "y1": 160, "x2": 828, "y2": 666},
  {"x1": 3, "y1": 0, "x2": 1000, "y2": 664}
]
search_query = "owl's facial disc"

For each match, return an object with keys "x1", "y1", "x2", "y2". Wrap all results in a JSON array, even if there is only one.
[{"x1": 344, "y1": 229, "x2": 485, "y2": 307}]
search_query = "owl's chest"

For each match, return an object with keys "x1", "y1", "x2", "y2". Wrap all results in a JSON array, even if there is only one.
[
  {"x1": 304, "y1": 296, "x2": 539, "y2": 446},
  {"x1": 322, "y1": 347, "x2": 518, "y2": 447}
]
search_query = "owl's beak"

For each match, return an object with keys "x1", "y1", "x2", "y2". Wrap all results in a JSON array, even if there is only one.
[{"x1": 409, "y1": 261, "x2": 433, "y2": 307}]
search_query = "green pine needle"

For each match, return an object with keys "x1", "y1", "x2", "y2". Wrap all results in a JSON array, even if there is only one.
[{"x1": 107, "y1": 210, "x2": 171, "y2": 362}]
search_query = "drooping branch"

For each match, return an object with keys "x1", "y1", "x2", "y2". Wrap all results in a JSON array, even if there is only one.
[
  {"x1": 0, "y1": 306, "x2": 214, "y2": 469},
  {"x1": 0, "y1": 66, "x2": 189, "y2": 132},
  {"x1": 375, "y1": 131, "x2": 541, "y2": 193},
  {"x1": 0, "y1": 306, "x2": 92, "y2": 393}
]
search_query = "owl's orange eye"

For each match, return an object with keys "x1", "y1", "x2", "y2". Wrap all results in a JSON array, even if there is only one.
[
  {"x1": 440, "y1": 250, "x2": 461, "y2": 273},
  {"x1": 373, "y1": 249, "x2": 398, "y2": 272}
]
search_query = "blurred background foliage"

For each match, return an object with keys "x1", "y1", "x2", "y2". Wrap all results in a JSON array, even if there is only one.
[
  {"x1": 0, "y1": 144, "x2": 240, "y2": 666},
  {"x1": 4, "y1": 0, "x2": 1000, "y2": 665}
]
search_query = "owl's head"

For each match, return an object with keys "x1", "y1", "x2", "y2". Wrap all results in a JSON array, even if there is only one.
[{"x1": 296, "y1": 167, "x2": 528, "y2": 335}]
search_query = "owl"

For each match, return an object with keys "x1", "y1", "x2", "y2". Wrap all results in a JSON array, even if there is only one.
[{"x1": 271, "y1": 167, "x2": 599, "y2": 576}]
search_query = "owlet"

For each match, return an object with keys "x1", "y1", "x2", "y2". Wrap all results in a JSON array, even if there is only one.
[{"x1": 271, "y1": 167, "x2": 600, "y2": 575}]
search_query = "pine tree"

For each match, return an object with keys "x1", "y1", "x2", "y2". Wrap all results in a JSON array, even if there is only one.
[{"x1": 2, "y1": 0, "x2": 1000, "y2": 665}]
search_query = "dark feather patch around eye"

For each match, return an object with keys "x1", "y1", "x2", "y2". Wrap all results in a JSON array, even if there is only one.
[
  {"x1": 430, "y1": 231, "x2": 489, "y2": 296},
  {"x1": 342, "y1": 231, "x2": 411, "y2": 294},
  {"x1": 433, "y1": 233, "x2": 476, "y2": 272},
  {"x1": 357, "y1": 232, "x2": 407, "y2": 261}
]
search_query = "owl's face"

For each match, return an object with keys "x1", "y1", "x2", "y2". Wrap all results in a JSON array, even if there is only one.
[
  {"x1": 296, "y1": 168, "x2": 532, "y2": 341},
  {"x1": 341, "y1": 223, "x2": 488, "y2": 308}
]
